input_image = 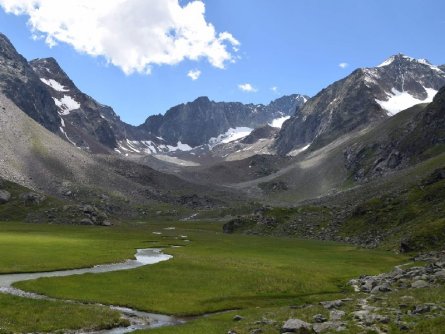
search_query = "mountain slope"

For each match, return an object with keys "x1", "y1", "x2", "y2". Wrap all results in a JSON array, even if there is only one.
[
  {"x1": 275, "y1": 54, "x2": 445, "y2": 155},
  {"x1": 0, "y1": 33, "x2": 60, "y2": 133},
  {"x1": 30, "y1": 57, "x2": 156, "y2": 153},
  {"x1": 346, "y1": 85, "x2": 445, "y2": 181}
]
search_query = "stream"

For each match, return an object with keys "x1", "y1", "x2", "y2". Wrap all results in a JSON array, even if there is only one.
[{"x1": 0, "y1": 248, "x2": 185, "y2": 333}]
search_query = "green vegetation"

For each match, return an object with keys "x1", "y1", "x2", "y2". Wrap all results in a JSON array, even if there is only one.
[
  {"x1": 342, "y1": 173, "x2": 445, "y2": 251},
  {"x1": 0, "y1": 293, "x2": 127, "y2": 333},
  {"x1": 12, "y1": 222, "x2": 403, "y2": 317}
]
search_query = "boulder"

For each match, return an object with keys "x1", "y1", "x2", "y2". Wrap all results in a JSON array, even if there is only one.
[
  {"x1": 0, "y1": 189, "x2": 11, "y2": 204},
  {"x1": 329, "y1": 310, "x2": 345, "y2": 321},
  {"x1": 312, "y1": 321, "x2": 346, "y2": 333},
  {"x1": 320, "y1": 300, "x2": 343, "y2": 309},
  {"x1": 312, "y1": 314, "x2": 327, "y2": 323},
  {"x1": 411, "y1": 280, "x2": 429, "y2": 289},
  {"x1": 281, "y1": 319, "x2": 314, "y2": 333},
  {"x1": 80, "y1": 218, "x2": 94, "y2": 225},
  {"x1": 434, "y1": 270, "x2": 445, "y2": 279},
  {"x1": 20, "y1": 192, "x2": 45, "y2": 204},
  {"x1": 371, "y1": 284, "x2": 392, "y2": 294}
]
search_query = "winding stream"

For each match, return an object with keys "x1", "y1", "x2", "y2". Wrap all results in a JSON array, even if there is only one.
[{"x1": 0, "y1": 249, "x2": 185, "y2": 333}]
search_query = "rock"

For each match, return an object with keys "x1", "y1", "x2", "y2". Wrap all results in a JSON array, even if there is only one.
[
  {"x1": 233, "y1": 315, "x2": 244, "y2": 321},
  {"x1": 434, "y1": 270, "x2": 445, "y2": 279},
  {"x1": 371, "y1": 284, "x2": 392, "y2": 294},
  {"x1": 320, "y1": 300, "x2": 343, "y2": 309},
  {"x1": 101, "y1": 220, "x2": 112, "y2": 226},
  {"x1": 80, "y1": 218, "x2": 94, "y2": 225},
  {"x1": 20, "y1": 192, "x2": 45, "y2": 204},
  {"x1": 0, "y1": 189, "x2": 11, "y2": 204},
  {"x1": 411, "y1": 280, "x2": 429, "y2": 289},
  {"x1": 250, "y1": 329, "x2": 263, "y2": 334},
  {"x1": 227, "y1": 331, "x2": 237, "y2": 334},
  {"x1": 312, "y1": 321, "x2": 346, "y2": 333},
  {"x1": 329, "y1": 310, "x2": 345, "y2": 321},
  {"x1": 352, "y1": 310, "x2": 389, "y2": 326},
  {"x1": 412, "y1": 304, "x2": 431, "y2": 314},
  {"x1": 312, "y1": 314, "x2": 327, "y2": 323},
  {"x1": 360, "y1": 278, "x2": 377, "y2": 292},
  {"x1": 281, "y1": 319, "x2": 314, "y2": 333}
]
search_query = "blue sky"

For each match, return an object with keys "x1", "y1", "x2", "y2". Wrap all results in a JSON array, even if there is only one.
[{"x1": 0, "y1": 0, "x2": 444, "y2": 125}]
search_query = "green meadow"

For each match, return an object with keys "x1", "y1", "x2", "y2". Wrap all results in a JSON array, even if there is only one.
[{"x1": 0, "y1": 221, "x2": 405, "y2": 333}]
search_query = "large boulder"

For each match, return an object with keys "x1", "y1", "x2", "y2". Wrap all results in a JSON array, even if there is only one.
[
  {"x1": 20, "y1": 192, "x2": 46, "y2": 205},
  {"x1": 0, "y1": 190, "x2": 11, "y2": 204},
  {"x1": 281, "y1": 319, "x2": 314, "y2": 333}
]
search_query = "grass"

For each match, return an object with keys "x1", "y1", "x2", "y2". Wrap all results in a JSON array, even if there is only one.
[
  {"x1": 0, "y1": 222, "x2": 153, "y2": 273},
  {"x1": 0, "y1": 293, "x2": 127, "y2": 333},
  {"x1": 341, "y1": 176, "x2": 445, "y2": 251},
  {"x1": 0, "y1": 220, "x2": 406, "y2": 333},
  {"x1": 11, "y1": 222, "x2": 404, "y2": 317}
]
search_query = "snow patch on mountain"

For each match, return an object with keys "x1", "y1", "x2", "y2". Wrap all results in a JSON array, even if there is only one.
[
  {"x1": 288, "y1": 144, "x2": 311, "y2": 156},
  {"x1": 166, "y1": 141, "x2": 193, "y2": 152},
  {"x1": 208, "y1": 127, "x2": 253, "y2": 147},
  {"x1": 40, "y1": 78, "x2": 69, "y2": 92},
  {"x1": 269, "y1": 115, "x2": 291, "y2": 128},
  {"x1": 376, "y1": 87, "x2": 437, "y2": 116},
  {"x1": 53, "y1": 95, "x2": 81, "y2": 115}
]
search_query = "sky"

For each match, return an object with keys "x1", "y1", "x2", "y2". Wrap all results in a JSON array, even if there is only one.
[{"x1": 0, "y1": 0, "x2": 444, "y2": 125}]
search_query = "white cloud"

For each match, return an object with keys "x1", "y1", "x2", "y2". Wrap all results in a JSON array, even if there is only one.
[
  {"x1": 0, "y1": 0, "x2": 240, "y2": 75},
  {"x1": 339, "y1": 62, "x2": 349, "y2": 69},
  {"x1": 238, "y1": 83, "x2": 257, "y2": 93},
  {"x1": 271, "y1": 86, "x2": 278, "y2": 93},
  {"x1": 187, "y1": 69, "x2": 201, "y2": 80}
]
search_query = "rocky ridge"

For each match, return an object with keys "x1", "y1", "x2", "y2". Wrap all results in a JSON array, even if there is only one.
[
  {"x1": 275, "y1": 54, "x2": 445, "y2": 155},
  {"x1": 0, "y1": 33, "x2": 60, "y2": 132}
]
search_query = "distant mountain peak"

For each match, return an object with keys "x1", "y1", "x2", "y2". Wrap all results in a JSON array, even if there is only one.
[{"x1": 377, "y1": 54, "x2": 442, "y2": 72}]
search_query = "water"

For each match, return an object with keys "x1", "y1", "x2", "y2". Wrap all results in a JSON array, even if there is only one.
[{"x1": 0, "y1": 248, "x2": 183, "y2": 333}]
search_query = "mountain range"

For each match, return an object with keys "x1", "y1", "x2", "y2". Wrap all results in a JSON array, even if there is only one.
[{"x1": 1, "y1": 30, "x2": 445, "y2": 251}]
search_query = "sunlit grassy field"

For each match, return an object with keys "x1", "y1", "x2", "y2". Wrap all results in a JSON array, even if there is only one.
[{"x1": 0, "y1": 221, "x2": 406, "y2": 333}]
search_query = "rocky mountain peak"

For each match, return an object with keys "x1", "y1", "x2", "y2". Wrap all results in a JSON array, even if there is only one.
[{"x1": 275, "y1": 54, "x2": 445, "y2": 155}]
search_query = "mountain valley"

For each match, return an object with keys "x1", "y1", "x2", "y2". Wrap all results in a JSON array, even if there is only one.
[{"x1": 1, "y1": 27, "x2": 445, "y2": 334}]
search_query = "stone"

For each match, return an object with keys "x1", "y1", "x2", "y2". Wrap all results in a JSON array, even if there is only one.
[
  {"x1": 412, "y1": 304, "x2": 431, "y2": 314},
  {"x1": 434, "y1": 270, "x2": 445, "y2": 279},
  {"x1": 101, "y1": 220, "x2": 112, "y2": 226},
  {"x1": 80, "y1": 218, "x2": 94, "y2": 225},
  {"x1": 312, "y1": 314, "x2": 327, "y2": 323},
  {"x1": 320, "y1": 300, "x2": 343, "y2": 309},
  {"x1": 312, "y1": 321, "x2": 346, "y2": 333},
  {"x1": 281, "y1": 319, "x2": 314, "y2": 333},
  {"x1": 250, "y1": 329, "x2": 263, "y2": 334},
  {"x1": 352, "y1": 310, "x2": 389, "y2": 326},
  {"x1": 371, "y1": 284, "x2": 392, "y2": 294},
  {"x1": 233, "y1": 315, "x2": 244, "y2": 321},
  {"x1": 0, "y1": 189, "x2": 11, "y2": 204},
  {"x1": 411, "y1": 280, "x2": 429, "y2": 289},
  {"x1": 329, "y1": 310, "x2": 345, "y2": 321},
  {"x1": 20, "y1": 192, "x2": 45, "y2": 204}
]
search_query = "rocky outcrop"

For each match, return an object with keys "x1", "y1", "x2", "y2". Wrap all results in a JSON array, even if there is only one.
[
  {"x1": 0, "y1": 33, "x2": 60, "y2": 132},
  {"x1": 241, "y1": 125, "x2": 278, "y2": 144}
]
